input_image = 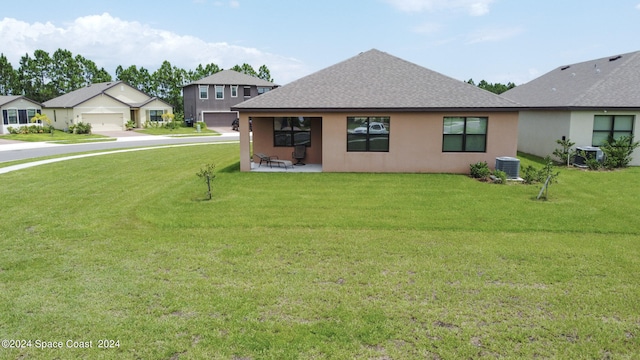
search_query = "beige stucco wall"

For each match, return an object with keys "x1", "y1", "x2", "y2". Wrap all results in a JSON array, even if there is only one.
[
  {"x1": 240, "y1": 111, "x2": 519, "y2": 173},
  {"x1": 105, "y1": 83, "x2": 150, "y2": 104},
  {"x1": 519, "y1": 110, "x2": 640, "y2": 166},
  {"x1": 518, "y1": 110, "x2": 571, "y2": 158}
]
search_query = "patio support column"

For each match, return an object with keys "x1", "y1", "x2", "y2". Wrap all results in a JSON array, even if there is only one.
[{"x1": 239, "y1": 113, "x2": 251, "y2": 171}]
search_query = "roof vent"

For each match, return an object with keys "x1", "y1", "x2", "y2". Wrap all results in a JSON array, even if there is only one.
[
  {"x1": 560, "y1": 65, "x2": 570, "y2": 70},
  {"x1": 609, "y1": 55, "x2": 622, "y2": 62}
]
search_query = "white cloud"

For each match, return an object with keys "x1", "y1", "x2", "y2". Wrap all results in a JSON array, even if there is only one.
[
  {"x1": 384, "y1": 0, "x2": 495, "y2": 16},
  {"x1": 466, "y1": 26, "x2": 523, "y2": 44},
  {"x1": 0, "y1": 13, "x2": 307, "y2": 84},
  {"x1": 636, "y1": 3, "x2": 640, "y2": 10}
]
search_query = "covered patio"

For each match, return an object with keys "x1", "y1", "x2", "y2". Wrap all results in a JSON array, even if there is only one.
[{"x1": 250, "y1": 162, "x2": 322, "y2": 172}]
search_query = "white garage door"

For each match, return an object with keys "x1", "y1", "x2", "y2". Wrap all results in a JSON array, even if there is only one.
[{"x1": 82, "y1": 113, "x2": 123, "y2": 131}]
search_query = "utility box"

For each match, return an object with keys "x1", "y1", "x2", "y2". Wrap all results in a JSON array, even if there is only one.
[{"x1": 495, "y1": 157, "x2": 520, "y2": 179}]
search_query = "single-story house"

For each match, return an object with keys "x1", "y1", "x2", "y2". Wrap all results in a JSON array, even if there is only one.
[
  {"x1": 0, "y1": 95, "x2": 43, "y2": 134},
  {"x1": 232, "y1": 49, "x2": 522, "y2": 173},
  {"x1": 502, "y1": 51, "x2": 640, "y2": 165},
  {"x1": 183, "y1": 70, "x2": 278, "y2": 128},
  {"x1": 42, "y1": 81, "x2": 173, "y2": 132}
]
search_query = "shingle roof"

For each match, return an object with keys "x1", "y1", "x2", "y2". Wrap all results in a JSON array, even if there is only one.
[
  {"x1": 42, "y1": 81, "x2": 123, "y2": 108},
  {"x1": 0, "y1": 95, "x2": 41, "y2": 107},
  {"x1": 502, "y1": 51, "x2": 640, "y2": 108},
  {"x1": 186, "y1": 69, "x2": 277, "y2": 87},
  {"x1": 232, "y1": 49, "x2": 521, "y2": 112}
]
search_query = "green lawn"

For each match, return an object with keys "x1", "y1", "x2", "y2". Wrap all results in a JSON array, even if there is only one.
[
  {"x1": 0, "y1": 144, "x2": 638, "y2": 359},
  {"x1": 134, "y1": 127, "x2": 218, "y2": 136},
  {"x1": 0, "y1": 130, "x2": 111, "y2": 143}
]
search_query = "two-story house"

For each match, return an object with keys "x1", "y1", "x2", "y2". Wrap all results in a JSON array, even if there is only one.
[{"x1": 182, "y1": 70, "x2": 278, "y2": 129}]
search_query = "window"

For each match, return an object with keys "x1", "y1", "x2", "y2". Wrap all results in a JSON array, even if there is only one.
[
  {"x1": 347, "y1": 116, "x2": 390, "y2": 152},
  {"x1": 215, "y1": 85, "x2": 224, "y2": 99},
  {"x1": 443, "y1": 117, "x2": 487, "y2": 152},
  {"x1": 199, "y1": 85, "x2": 208, "y2": 99},
  {"x1": 27, "y1": 109, "x2": 37, "y2": 123},
  {"x1": 258, "y1": 87, "x2": 270, "y2": 95},
  {"x1": 148, "y1": 110, "x2": 165, "y2": 122},
  {"x1": 231, "y1": 85, "x2": 238, "y2": 97},
  {"x1": 592, "y1": 115, "x2": 634, "y2": 146},
  {"x1": 273, "y1": 117, "x2": 313, "y2": 147},
  {"x1": 7, "y1": 109, "x2": 18, "y2": 125},
  {"x1": 244, "y1": 87, "x2": 251, "y2": 97}
]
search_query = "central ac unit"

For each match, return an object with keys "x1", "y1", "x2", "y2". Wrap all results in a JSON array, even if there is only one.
[
  {"x1": 573, "y1": 146, "x2": 604, "y2": 166},
  {"x1": 495, "y1": 157, "x2": 520, "y2": 179}
]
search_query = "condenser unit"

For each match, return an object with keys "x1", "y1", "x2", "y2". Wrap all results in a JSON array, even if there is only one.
[
  {"x1": 495, "y1": 157, "x2": 520, "y2": 179},
  {"x1": 573, "y1": 146, "x2": 604, "y2": 166}
]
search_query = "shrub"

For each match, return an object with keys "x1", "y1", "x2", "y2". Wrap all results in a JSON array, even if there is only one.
[
  {"x1": 522, "y1": 156, "x2": 559, "y2": 184},
  {"x1": 493, "y1": 169, "x2": 507, "y2": 184},
  {"x1": 470, "y1": 161, "x2": 490, "y2": 180},
  {"x1": 600, "y1": 135, "x2": 640, "y2": 169},
  {"x1": 552, "y1": 138, "x2": 576, "y2": 166},
  {"x1": 69, "y1": 122, "x2": 92, "y2": 134}
]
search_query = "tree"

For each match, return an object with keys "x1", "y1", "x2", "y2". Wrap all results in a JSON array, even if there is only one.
[
  {"x1": 188, "y1": 63, "x2": 221, "y2": 82},
  {"x1": 152, "y1": 61, "x2": 189, "y2": 114},
  {"x1": 0, "y1": 54, "x2": 18, "y2": 95},
  {"x1": 18, "y1": 50, "x2": 56, "y2": 102},
  {"x1": 467, "y1": 79, "x2": 516, "y2": 94},
  {"x1": 258, "y1": 64, "x2": 273, "y2": 82},
  {"x1": 115, "y1": 65, "x2": 153, "y2": 94},
  {"x1": 230, "y1": 63, "x2": 258, "y2": 77}
]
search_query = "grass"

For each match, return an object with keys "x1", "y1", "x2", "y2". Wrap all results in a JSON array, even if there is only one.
[
  {"x1": 0, "y1": 130, "x2": 110, "y2": 142},
  {"x1": 0, "y1": 144, "x2": 638, "y2": 359},
  {"x1": 135, "y1": 126, "x2": 219, "y2": 136}
]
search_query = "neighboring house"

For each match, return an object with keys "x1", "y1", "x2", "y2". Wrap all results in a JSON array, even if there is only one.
[
  {"x1": 42, "y1": 81, "x2": 173, "y2": 132},
  {"x1": 183, "y1": 70, "x2": 278, "y2": 128},
  {"x1": 232, "y1": 49, "x2": 522, "y2": 173},
  {"x1": 503, "y1": 51, "x2": 640, "y2": 166},
  {"x1": 0, "y1": 96, "x2": 43, "y2": 134}
]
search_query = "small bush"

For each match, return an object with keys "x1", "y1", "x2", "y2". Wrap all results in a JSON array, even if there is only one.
[
  {"x1": 493, "y1": 169, "x2": 507, "y2": 184},
  {"x1": 552, "y1": 138, "x2": 576, "y2": 166},
  {"x1": 522, "y1": 156, "x2": 559, "y2": 184},
  {"x1": 600, "y1": 135, "x2": 640, "y2": 169},
  {"x1": 69, "y1": 122, "x2": 92, "y2": 134},
  {"x1": 470, "y1": 161, "x2": 490, "y2": 180}
]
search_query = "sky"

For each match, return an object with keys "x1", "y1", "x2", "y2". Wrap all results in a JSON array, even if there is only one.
[{"x1": 1, "y1": 0, "x2": 639, "y2": 86}]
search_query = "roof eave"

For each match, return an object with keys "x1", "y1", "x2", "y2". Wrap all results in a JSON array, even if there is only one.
[{"x1": 231, "y1": 106, "x2": 525, "y2": 113}]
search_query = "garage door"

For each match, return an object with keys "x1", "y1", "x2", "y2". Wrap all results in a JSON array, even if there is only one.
[
  {"x1": 203, "y1": 112, "x2": 237, "y2": 128},
  {"x1": 82, "y1": 113, "x2": 123, "y2": 131}
]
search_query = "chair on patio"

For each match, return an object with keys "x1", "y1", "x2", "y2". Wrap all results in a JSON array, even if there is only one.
[
  {"x1": 292, "y1": 145, "x2": 306, "y2": 165},
  {"x1": 254, "y1": 153, "x2": 278, "y2": 167}
]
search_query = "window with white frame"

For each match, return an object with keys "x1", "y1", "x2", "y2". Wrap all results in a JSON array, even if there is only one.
[
  {"x1": 231, "y1": 85, "x2": 238, "y2": 97},
  {"x1": 148, "y1": 109, "x2": 165, "y2": 122},
  {"x1": 215, "y1": 85, "x2": 224, "y2": 99},
  {"x1": 7, "y1": 109, "x2": 18, "y2": 124},
  {"x1": 27, "y1": 109, "x2": 37, "y2": 123},
  {"x1": 258, "y1": 87, "x2": 270, "y2": 95},
  {"x1": 199, "y1": 85, "x2": 208, "y2": 99}
]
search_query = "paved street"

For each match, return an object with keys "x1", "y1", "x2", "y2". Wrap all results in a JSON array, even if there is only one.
[{"x1": 0, "y1": 129, "x2": 239, "y2": 163}]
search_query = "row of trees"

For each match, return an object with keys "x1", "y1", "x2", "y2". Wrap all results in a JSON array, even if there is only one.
[
  {"x1": 467, "y1": 79, "x2": 516, "y2": 94},
  {"x1": 0, "y1": 49, "x2": 273, "y2": 114}
]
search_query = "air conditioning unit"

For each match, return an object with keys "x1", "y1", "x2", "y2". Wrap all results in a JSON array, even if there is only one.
[
  {"x1": 573, "y1": 146, "x2": 604, "y2": 166},
  {"x1": 495, "y1": 157, "x2": 520, "y2": 179}
]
